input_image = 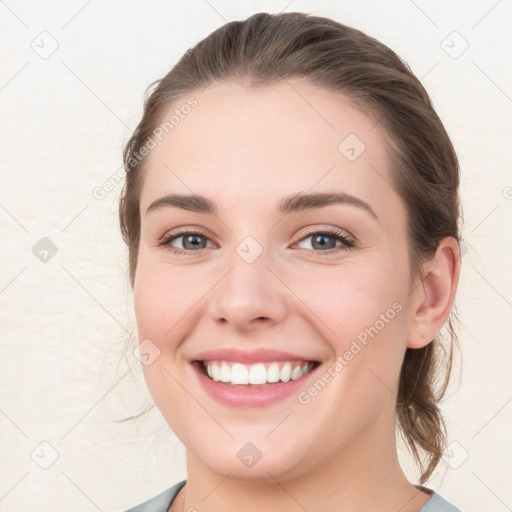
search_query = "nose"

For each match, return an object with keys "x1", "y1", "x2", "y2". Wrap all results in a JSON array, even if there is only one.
[{"x1": 208, "y1": 246, "x2": 288, "y2": 333}]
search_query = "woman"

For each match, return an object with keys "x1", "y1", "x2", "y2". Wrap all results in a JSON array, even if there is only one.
[{"x1": 120, "y1": 11, "x2": 462, "y2": 512}]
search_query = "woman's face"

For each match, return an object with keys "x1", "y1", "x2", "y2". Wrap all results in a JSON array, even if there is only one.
[{"x1": 134, "y1": 80, "x2": 420, "y2": 481}]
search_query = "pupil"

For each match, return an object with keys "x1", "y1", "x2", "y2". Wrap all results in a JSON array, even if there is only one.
[
  {"x1": 312, "y1": 234, "x2": 335, "y2": 250},
  {"x1": 184, "y1": 234, "x2": 206, "y2": 250}
]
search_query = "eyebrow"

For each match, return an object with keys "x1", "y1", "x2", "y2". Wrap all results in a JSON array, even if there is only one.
[{"x1": 145, "y1": 191, "x2": 378, "y2": 220}]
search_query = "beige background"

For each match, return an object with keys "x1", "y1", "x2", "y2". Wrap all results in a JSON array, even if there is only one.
[{"x1": 1, "y1": 0, "x2": 511, "y2": 510}]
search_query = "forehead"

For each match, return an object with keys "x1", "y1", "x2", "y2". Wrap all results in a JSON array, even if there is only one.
[{"x1": 140, "y1": 79, "x2": 401, "y2": 218}]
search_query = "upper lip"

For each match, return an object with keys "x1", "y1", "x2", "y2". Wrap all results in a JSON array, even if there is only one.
[{"x1": 192, "y1": 348, "x2": 320, "y2": 364}]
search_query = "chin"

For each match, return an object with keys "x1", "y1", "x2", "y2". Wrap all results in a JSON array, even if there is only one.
[{"x1": 186, "y1": 435, "x2": 312, "y2": 483}]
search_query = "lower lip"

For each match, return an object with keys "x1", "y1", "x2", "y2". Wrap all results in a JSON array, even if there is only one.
[{"x1": 192, "y1": 362, "x2": 319, "y2": 407}]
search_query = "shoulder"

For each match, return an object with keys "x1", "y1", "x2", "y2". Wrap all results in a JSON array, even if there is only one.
[
  {"x1": 418, "y1": 487, "x2": 462, "y2": 512},
  {"x1": 122, "y1": 480, "x2": 186, "y2": 512}
]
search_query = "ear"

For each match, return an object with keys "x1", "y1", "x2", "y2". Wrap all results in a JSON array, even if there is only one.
[{"x1": 406, "y1": 237, "x2": 461, "y2": 349}]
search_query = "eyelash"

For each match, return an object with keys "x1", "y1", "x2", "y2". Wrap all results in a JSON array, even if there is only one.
[{"x1": 157, "y1": 227, "x2": 355, "y2": 257}]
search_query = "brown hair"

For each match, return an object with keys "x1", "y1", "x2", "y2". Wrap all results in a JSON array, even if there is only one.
[{"x1": 119, "y1": 12, "x2": 461, "y2": 483}]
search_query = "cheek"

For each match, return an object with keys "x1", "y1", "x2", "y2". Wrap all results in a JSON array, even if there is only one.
[
  {"x1": 292, "y1": 265, "x2": 408, "y2": 423},
  {"x1": 290, "y1": 257, "x2": 410, "y2": 402},
  {"x1": 132, "y1": 258, "x2": 215, "y2": 406},
  {"x1": 133, "y1": 262, "x2": 202, "y2": 435},
  {"x1": 291, "y1": 259, "x2": 407, "y2": 344},
  {"x1": 133, "y1": 260, "x2": 203, "y2": 341}
]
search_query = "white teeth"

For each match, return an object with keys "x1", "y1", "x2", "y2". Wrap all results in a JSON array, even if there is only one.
[
  {"x1": 203, "y1": 360, "x2": 314, "y2": 386},
  {"x1": 220, "y1": 363, "x2": 231, "y2": 383},
  {"x1": 280, "y1": 362, "x2": 292, "y2": 382},
  {"x1": 267, "y1": 363, "x2": 280, "y2": 383},
  {"x1": 249, "y1": 363, "x2": 267, "y2": 385},
  {"x1": 212, "y1": 363, "x2": 221, "y2": 381},
  {"x1": 231, "y1": 363, "x2": 249, "y2": 385},
  {"x1": 291, "y1": 365, "x2": 302, "y2": 380}
]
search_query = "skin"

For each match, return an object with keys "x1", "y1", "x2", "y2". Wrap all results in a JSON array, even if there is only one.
[{"x1": 133, "y1": 79, "x2": 460, "y2": 512}]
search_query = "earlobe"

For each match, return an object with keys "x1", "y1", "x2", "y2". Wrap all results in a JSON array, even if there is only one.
[{"x1": 406, "y1": 237, "x2": 461, "y2": 349}]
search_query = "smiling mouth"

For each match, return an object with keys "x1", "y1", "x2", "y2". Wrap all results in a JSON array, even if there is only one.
[{"x1": 196, "y1": 360, "x2": 320, "y2": 386}]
